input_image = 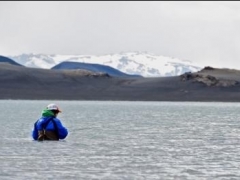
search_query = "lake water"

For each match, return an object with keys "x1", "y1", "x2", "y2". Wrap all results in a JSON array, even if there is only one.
[{"x1": 0, "y1": 100, "x2": 240, "y2": 180}]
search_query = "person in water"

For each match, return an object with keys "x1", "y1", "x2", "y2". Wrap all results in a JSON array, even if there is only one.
[{"x1": 32, "y1": 103, "x2": 68, "y2": 141}]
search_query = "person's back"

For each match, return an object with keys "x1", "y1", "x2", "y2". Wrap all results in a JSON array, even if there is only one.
[{"x1": 32, "y1": 103, "x2": 68, "y2": 141}]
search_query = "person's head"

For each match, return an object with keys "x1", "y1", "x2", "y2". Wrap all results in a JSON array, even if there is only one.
[{"x1": 46, "y1": 103, "x2": 61, "y2": 116}]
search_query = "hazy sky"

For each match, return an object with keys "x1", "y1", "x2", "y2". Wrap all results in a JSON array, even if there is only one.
[{"x1": 1, "y1": 1, "x2": 240, "y2": 69}]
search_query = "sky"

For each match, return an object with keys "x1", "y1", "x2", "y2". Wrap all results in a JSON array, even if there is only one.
[{"x1": 1, "y1": 1, "x2": 240, "y2": 69}]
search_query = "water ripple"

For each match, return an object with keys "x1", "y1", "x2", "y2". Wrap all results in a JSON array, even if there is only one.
[{"x1": 1, "y1": 101, "x2": 240, "y2": 179}]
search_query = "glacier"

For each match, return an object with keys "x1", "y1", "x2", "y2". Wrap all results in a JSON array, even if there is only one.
[{"x1": 9, "y1": 52, "x2": 203, "y2": 77}]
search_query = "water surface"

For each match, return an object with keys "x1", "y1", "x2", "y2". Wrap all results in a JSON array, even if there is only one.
[{"x1": 0, "y1": 100, "x2": 240, "y2": 180}]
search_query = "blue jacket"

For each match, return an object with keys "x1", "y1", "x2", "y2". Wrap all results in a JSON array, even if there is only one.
[{"x1": 32, "y1": 110, "x2": 68, "y2": 140}]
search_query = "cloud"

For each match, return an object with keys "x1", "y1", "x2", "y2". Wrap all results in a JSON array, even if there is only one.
[{"x1": 0, "y1": 1, "x2": 240, "y2": 69}]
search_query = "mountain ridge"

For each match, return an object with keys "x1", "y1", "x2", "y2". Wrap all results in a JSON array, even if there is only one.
[
  {"x1": 9, "y1": 52, "x2": 203, "y2": 77},
  {"x1": 51, "y1": 61, "x2": 141, "y2": 78},
  {"x1": 0, "y1": 55, "x2": 23, "y2": 66}
]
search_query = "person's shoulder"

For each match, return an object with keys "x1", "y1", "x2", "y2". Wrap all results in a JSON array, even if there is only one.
[
  {"x1": 35, "y1": 117, "x2": 45, "y2": 123},
  {"x1": 53, "y1": 117, "x2": 61, "y2": 122}
]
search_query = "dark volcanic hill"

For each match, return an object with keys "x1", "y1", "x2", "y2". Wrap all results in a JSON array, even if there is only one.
[
  {"x1": 0, "y1": 55, "x2": 23, "y2": 66},
  {"x1": 1, "y1": 64, "x2": 240, "y2": 101},
  {"x1": 51, "y1": 61, "x2": 141, "y2": 78}
]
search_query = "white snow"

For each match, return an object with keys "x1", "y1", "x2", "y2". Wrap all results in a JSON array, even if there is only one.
[{"x1": 10, "y1": 52, "x2": 203, "y2": 77}]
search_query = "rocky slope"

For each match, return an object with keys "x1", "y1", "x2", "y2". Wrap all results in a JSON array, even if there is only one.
[
  {"x1": 180, "y1": 66, "x2": 239, "y2": 87},
  {"x1": 1, "y1": 63, "x2": 240, "y2": 101}
]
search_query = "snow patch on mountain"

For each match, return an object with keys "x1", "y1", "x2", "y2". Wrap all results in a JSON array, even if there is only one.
[{"x1": 9, "y1": 52, "x2": 203, "y2": 77}]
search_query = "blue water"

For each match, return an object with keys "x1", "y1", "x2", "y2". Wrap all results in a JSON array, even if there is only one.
[{"x1": 0, "y1": 100, "x2": 240, "y2": 180}]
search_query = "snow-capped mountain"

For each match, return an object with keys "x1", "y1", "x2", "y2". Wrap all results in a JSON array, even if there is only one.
[{"x1": 9, "y1": 52, "x2": 203, "y2": 77}]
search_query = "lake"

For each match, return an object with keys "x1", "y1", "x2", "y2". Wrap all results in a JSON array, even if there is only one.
[{"x1": 0, "y1": 100, "x2": 240, "y2": 180}]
